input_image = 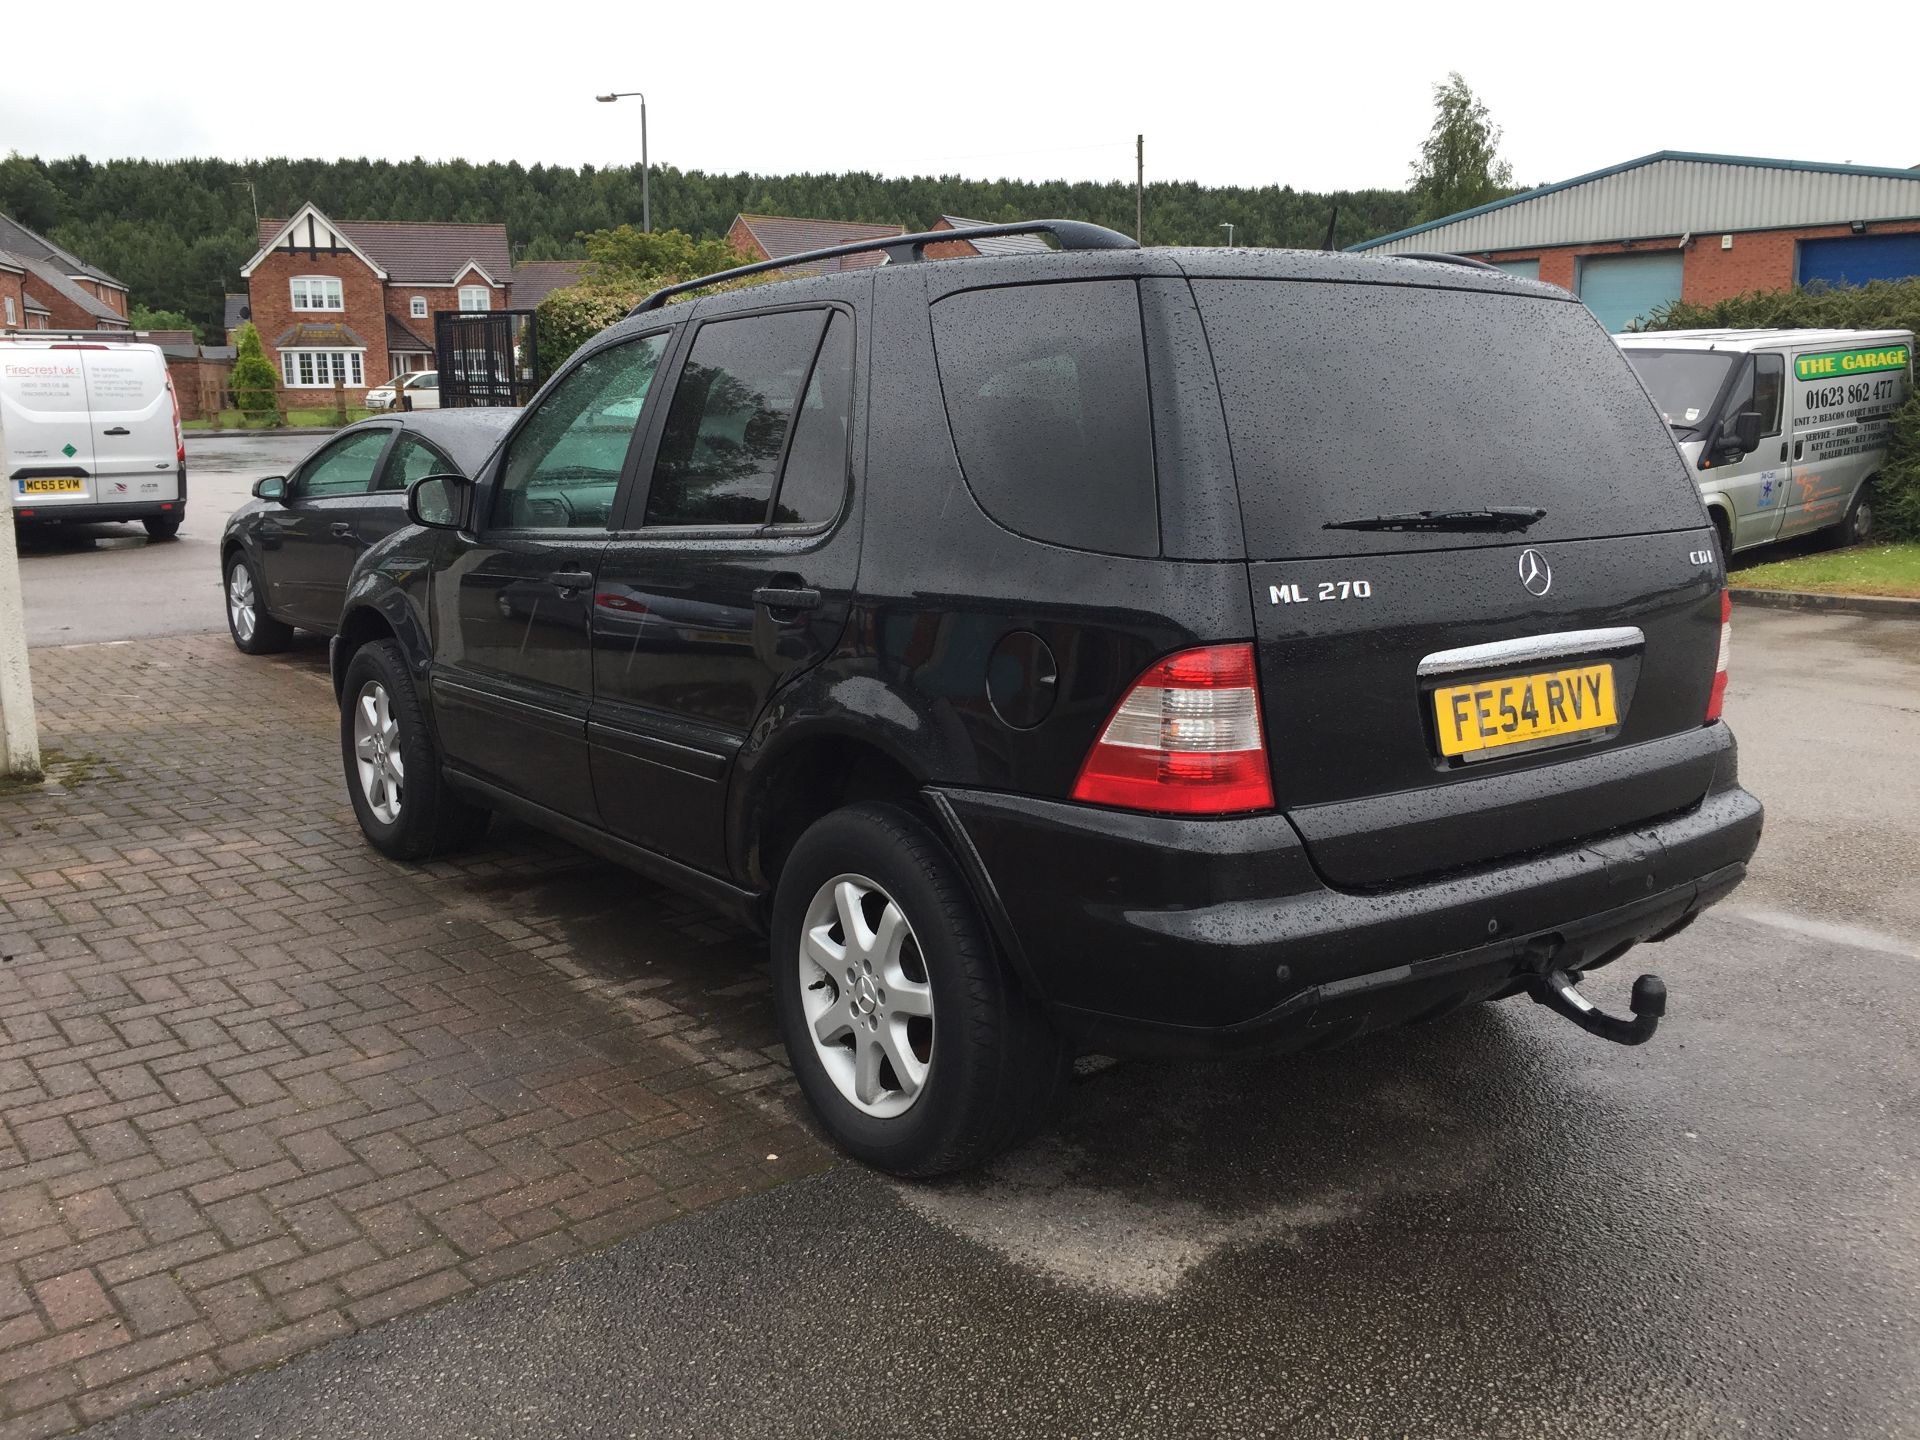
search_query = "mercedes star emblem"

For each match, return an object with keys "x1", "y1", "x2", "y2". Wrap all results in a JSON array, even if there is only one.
[{"x1": 1518, "y1": 548, "x2": 1553, "y2": 597}]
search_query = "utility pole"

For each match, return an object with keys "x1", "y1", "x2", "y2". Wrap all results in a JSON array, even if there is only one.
[
  {"x1": 232, "y1": 180, "x2": 258, "y2": 229},
  {"x1": 0, "y1": 467, "x2": 42, "y2": 781},
  {"x1": 1135, "y1": 134, "x2": 1144, "y2": 244}
]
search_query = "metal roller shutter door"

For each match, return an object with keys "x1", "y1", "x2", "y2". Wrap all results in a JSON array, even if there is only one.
[
  {"x1": 1798, "y1": 234, "x2": 1920, "y2": 288},
  {"x1": 1577, "y1": 252, "x2": 1684, "y2": 332},
  {"x1": 1491, "y1": 259, "x2": 1540, "y2": 280}
]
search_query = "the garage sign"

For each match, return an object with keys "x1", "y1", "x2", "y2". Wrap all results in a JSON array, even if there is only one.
[{"x1": 1793, "y1": 345, "x2": 1910, "y2": 381}]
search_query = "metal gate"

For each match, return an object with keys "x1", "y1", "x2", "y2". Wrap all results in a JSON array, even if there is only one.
[{"x1": 434, "y1": 309, "x2": 540, "y2": 408}]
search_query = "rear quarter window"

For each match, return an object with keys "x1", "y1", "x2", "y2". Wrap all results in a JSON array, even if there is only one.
[
  {"x1": 930, "y1": 279, "x2": 1158, "y2": 558},
  {"x1": 1191, "y1": 280, "x2": 1705, "y2": 558}
]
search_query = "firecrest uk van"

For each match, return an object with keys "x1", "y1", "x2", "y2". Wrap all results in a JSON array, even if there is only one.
[
  {"x1": 2, "y1": 335, "x2": 187, "y2": 538},
  {"x1": 1616, "y1": 328, "x2": 1912, "y2": 556}
]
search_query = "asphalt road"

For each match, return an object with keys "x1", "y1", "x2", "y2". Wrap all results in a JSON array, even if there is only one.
[
  {"x1": 21, "y1": 443, "x2": 1919, "y2": 1437},
  {"x1": 14, "y1": 433, "x2": 320, "y2": 648}
]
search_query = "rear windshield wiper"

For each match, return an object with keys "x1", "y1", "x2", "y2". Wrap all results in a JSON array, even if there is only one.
[{"x1": 1323, "y1": 506, "x2": 1547, "y2": 533}]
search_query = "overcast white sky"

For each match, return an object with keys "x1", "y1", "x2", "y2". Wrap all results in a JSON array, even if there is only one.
[{"x1": 6, "y1": 0, "x2": 1916, "y2": 199}]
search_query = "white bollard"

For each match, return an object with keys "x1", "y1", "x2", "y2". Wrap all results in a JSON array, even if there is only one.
[{"x1": 0, "y1": 459, "x2": 42, "y2": 782}]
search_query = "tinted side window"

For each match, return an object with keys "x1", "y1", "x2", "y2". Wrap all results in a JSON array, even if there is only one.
[
  {"x1": 1753, "y1": 354, "x2": 1784, "y2": 436},
  {"x1": 929, "y1": 279, "x2": 1157, "y2": 558},
  {"x1": 376, "y1": 434, "x2": 448, "y2": 492},
  {"x1": 294, "y1": 430, "x2": 391, "y2": 498},
  {"x1": 495, "y1": 334, "x2": 667, "y2": 530},
  {"x1": 1192, "y1": 280, "x2": 1704, "y2": 558},
  {"x1": 645, "y1": 310, "x2": 827, "y2": 527},
  {"x1": 772, "y1": 313, "x2": 853, "y2": 527}
]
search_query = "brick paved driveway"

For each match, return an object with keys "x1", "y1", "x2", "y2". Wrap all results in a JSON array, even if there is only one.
[{"x1": 0, "y1": 635, "x2": 829, "y2": 1437}]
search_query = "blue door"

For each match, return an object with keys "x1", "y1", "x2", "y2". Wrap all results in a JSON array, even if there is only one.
[
  {"x1": 1798, "y1": 234, "x2": 1920, "y2": 288},
  {"x1": 1577, "y1": 252, "x2": 1684, "y2": 332}
]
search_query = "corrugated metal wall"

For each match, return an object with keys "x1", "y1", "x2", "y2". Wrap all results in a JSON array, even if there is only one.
[{"x1": 1370, "y1": 160, "x2": 1920, "y2": 254}]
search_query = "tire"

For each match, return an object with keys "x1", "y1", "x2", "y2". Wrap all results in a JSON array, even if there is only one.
[
  {"x1": 142, "y1": 515, "x2": 181, "y2": 541},
  {"x1": 224, "y1": 552, "x2": 294, "y2": 655},
  {"x1": 1711, "y1": 509, "x2": 1733, "y2": 565},
  {"x1": 771, "y1": 802, "x2": 1070, "y2": 1177},
  {"x1": 340, "y1": 638, "x2": 489, "y2": 860},
  {"x1": 1821, "y1": 481, "x2": 1875, "y2": 550}
]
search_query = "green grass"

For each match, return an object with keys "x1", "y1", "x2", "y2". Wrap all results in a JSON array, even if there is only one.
[
  {"x1": 1731, "y1": 543, "x2": 1920, "y2": 598},
  {"x1": 183, "y1": 408, "x2": 373, "y2": 430}
]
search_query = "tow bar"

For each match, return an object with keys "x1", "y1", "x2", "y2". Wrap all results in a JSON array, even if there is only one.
[{"x1": 1528, "y1": 967, "x2": 1667, "y2": 1046}]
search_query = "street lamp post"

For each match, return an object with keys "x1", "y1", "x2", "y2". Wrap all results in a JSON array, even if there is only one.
[
  {"x1": 1220, "y1": 223, "x2": 1234, "y2": 247},
  {"x1": 595, "y1": 91, "x2": 650, "y2": 233}
]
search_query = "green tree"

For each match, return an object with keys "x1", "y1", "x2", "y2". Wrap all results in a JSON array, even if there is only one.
[
  {"x1": 0, "y1": 152, "x2": 65, "y2": 231},
  {"x1": 1409, "y1": 73, "x2": 1515, "y2": 223},
  {"x1": 231, "y1": 322, "x2": 280, "y2": 425},
  {"x1": 129, "y1": 304, "x2": 195, "y2": 333}
]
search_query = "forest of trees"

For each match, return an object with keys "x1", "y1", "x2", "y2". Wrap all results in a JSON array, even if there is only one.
[{"x1": 0, "y1": 152, "x2": 1421, "y2": 339}]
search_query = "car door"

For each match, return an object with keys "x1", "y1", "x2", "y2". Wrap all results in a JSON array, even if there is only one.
[
  {"x1": 409, "y1": 372, "x2": 441, "y2": 410},
  {"x1": 81, "y1": 347, "x2": 178, "y2": 508},
  {"x1": 261, "y1": 426, "x2": 396, "y2": 628},
  {"x1": 589, "y1": 304, "x2": 862, "y2": 874},
  {"x1": 428, "y1": 333, "x2": 670, "y2": 823},
  {"x1": 1716, "y1": 351, "x2": 1788, "y2": 551},
  {"x1": 364, "y1": 430, "x2": 452, "y2": 550}
]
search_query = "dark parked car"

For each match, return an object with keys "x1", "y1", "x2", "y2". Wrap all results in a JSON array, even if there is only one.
[
  {"x1": 328, "y1": 222, "x2": 1763, "y2": 1176},
  {"x1": 220, "y1": 410, "x2": 518, "y2": 653}
]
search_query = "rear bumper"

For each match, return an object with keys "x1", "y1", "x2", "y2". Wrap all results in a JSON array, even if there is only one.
[
  {"x1": 928, "y1": 724, "x2": 1762, "y2": 1058},
  {"x1": 15, "y1": 499, "x2": 186, "y2": 524}
]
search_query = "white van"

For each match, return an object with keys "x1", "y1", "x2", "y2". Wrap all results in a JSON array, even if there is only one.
[
  {"x1": 2, "y1": 335, "x2": 187, "y2": 539},
  {"x1": 1616, "y1": 328, "x2": 1912, "y2": 555}
]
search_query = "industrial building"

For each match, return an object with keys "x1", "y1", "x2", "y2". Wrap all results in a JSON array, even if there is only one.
[{"x1": 1353, "y1": 152, "x2": 1920, "y2": 330}]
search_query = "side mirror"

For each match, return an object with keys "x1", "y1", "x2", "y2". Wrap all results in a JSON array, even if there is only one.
[
  {"x1": 1714, "y1": 409, "x2": 1762, "y2": 461},
  {"x1": 407, "y1": 472, "x2": 469, "y2": 530},
  {"x1": 253, "y1": 475, "x2": 288, "y2": 501}
]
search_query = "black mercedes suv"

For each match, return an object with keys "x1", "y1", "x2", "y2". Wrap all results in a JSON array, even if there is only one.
[{"x1": 330, "y1": 221, "x2": 1762, "y2": 1176}]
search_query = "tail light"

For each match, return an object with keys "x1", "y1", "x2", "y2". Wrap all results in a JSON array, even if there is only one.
[
  {"x1": 1705, "y1": 590, "x2": 1731, "y2": 722},
  {"x1": 1071, "y1": 643, "x2": 1273, "y2": 815}
]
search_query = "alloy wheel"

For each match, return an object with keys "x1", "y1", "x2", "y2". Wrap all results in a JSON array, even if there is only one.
[
  {"x1": 227, "y1": 562, "x2": 256, "y2": 643},
  {"x1": 351, "y1": 681, "x2": 405, "y2": 825},
  {"x1": 798, "y1": 873, "x2": 935, "y2": 1118}
]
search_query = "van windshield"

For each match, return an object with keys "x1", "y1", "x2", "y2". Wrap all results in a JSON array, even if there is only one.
[
  {"x1": 1619, "y1": 349, "x2": 1737, "y2": 435},
  {"x1": 1189, "y1": 281, "x2": 1705, "y2": 558}
]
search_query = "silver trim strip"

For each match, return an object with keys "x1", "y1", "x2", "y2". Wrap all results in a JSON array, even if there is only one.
[{"x1": 1417, "y1": 626, "x2": 1644, "y2": 678}]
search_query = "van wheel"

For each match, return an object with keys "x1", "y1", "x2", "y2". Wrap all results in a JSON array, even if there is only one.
[
  {"x1": 771, "y1": 803, "x2": 1070, "y2": 1177},
  {"x1": 1824, "y1": 482, "x2": 1875, "y2": 550},
  {"x1": 1711, "y1": 510, "x2": 1733, "y2": 564},
  {"x1": 225, "y1": 554, "x2": 294, "y2": 655},
  {"x1": 340, "y1": 639, "x2": 489, "y2": 860},
  {"x1": 142, "y1": 516, "x2": 181, "y2": 541}
]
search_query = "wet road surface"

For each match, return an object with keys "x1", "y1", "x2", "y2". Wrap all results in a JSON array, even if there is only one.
[
  {"x1": 15, "y1": 433, "x2": 319, "y2": 648},
  {"x1": 80, "y1": 606, "x2": 1920, "y2": 1437}
]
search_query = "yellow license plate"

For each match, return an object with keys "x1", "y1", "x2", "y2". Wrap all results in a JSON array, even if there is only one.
[
  {"x1": 20, "y1": 477, "x2": 85, "y2": 494},
  {"x1": 1433, "y1": 664, "x2": 1618, "y2": 759}
]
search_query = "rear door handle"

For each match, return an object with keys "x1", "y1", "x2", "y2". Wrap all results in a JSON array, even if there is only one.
[
  {"x1": 753, "y1": 586, "x2": 821, "y2": 612},
  {"x1": 103, "y1": 426, "x2": 130, "y2": 436},
  {"x1": 1793, "y1": 439, "x2": 1804, "y2": 460},
  {"x1": 548, "y1": 570, "x2": 595, "y2": 594},
  {"x1": 329, "y1": 521, "x2": 353, "y2": 537}
]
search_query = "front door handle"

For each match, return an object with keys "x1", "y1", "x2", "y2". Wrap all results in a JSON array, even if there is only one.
[
  {"x1": 103, "y1": 426, "x2": 130, "y2": 436},
  {"x1": 329, "y1": 521, "x2": 353, "y2": 537},
  {"x1": 1779, "y1": 442, "x2": 1789, "y2": 463},
  {"x1": 753, "y1": 586, "x2": 822, "y2": 612},
  {"x1": 548, "y1": 570, "x2": 595, "y2": 595}
]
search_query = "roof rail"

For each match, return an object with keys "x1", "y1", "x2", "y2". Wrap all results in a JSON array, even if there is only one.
[
  {"x1": 629, "y1": 219, "x2": 1140, "y2": 316},
  {"x1": 1392, "y1": 252, "x2": 1500, "y2": 271}
]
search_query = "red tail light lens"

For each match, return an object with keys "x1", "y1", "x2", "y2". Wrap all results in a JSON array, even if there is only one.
[
  {"x1": 166, "y1": 374, "x2": 184, "y2": 463},
  {"x1": 1705, "y1": 590, "x2": 1731, "y2": 722},
  {"x1": 1071, "y1": 643, "x2": 1274, "y2": 815}
]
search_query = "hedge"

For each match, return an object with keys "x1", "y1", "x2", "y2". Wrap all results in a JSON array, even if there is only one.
[{"x1": 1641, "y1": 280, "x2": 1920, "y2": 540}]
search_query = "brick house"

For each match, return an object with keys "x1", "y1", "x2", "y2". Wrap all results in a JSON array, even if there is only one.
[
  {"x1": 1354, "y1": 152, "x2": 1920, "y2": 330},
  {"x1": 0, "y1": 211, "x2": 130, "y2": 331},
  {"x1": 726, "y1": 214, "x2": 905, "y2": 275},
  {"x1": 508, "y1": 260, "x2": 586, "y2": 310},
  {"x1": 239, "y1": 203, "x2": 512, "y2": 403},
  {"x1": 924, "y1": 215, "x2": 1050, "y2": 260}
]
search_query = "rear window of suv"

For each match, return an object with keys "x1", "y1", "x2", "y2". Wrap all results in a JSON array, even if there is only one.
[
  {"x1": 1190, "y1": 280, "x2": 1705, "y2": 558},
  {"x1": 930, "y1": 279, "x2": 1158, "y2": 558}
]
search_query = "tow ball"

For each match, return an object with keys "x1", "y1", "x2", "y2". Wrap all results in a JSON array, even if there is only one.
[{"x1": 1527, "y1": 967, "x2": 1667, "y2": 1046}]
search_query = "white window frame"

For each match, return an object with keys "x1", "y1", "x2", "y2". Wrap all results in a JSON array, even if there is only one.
[
  {"x1": 279, "y1": 348, "x2": 366, "y2": 388},
  {"x1": 3, "y1": 296, "x2": 14, "y2": 326},
  {"x1": 290, "y1": 276, "x2": 345, "y2": 312},
  {"x1": 410, "y1": 296, "x2": 428, "y2": 318},
  {"x1": 458, "y1": 285, "x2": 490, "y2": 312}
]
